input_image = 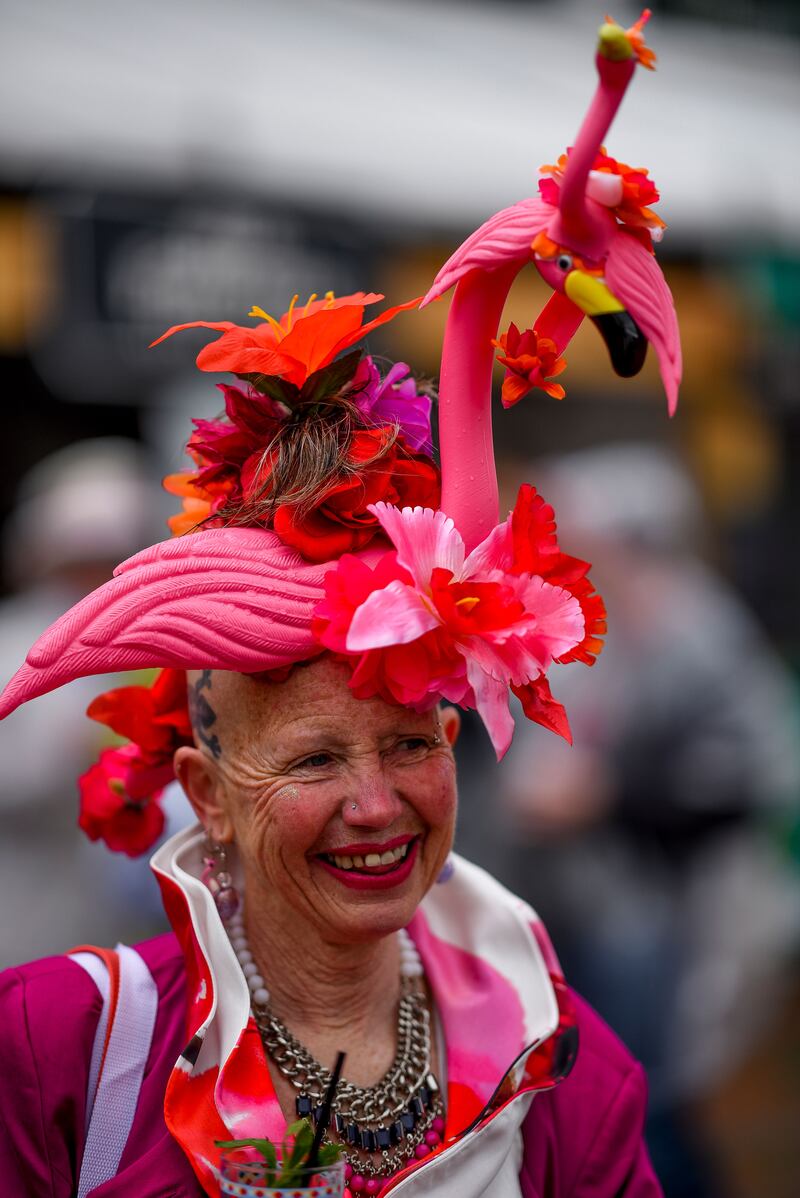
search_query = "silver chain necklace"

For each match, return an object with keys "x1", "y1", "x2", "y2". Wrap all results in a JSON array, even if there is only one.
[{"x1": 253, "y1": 979, "x2": 444, "y2": 1182}]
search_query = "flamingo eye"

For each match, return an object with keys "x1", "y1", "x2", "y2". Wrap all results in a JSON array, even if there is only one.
[{"x1": 557, "y1": 253, "x2": 573, "y2": 272}]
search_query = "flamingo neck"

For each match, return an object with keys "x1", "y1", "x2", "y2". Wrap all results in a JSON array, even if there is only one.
[
  {"x1": 437, "y1": 264, "x2": 521, "y2": 550},
  {"x1": 550, "y1": 56, "x2": 635, "y2": 260}
]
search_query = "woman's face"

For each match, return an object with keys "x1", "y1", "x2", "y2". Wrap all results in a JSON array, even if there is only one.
[{"x1": 177, "y1": 658, "x2": 459, "y2": 944}]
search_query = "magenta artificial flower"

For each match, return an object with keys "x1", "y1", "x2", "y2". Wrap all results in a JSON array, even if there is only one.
[
  {"x1": 348, "y1": 356, "x2": 434, "y2": 455},
  {"x1": 315, "y1": 500, "x2": 585, "y2": 757}
]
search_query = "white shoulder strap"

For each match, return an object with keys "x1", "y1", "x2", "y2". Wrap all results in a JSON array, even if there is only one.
[{"x1": 70, "y1": 944, "x2": 159, "y2": 1197}]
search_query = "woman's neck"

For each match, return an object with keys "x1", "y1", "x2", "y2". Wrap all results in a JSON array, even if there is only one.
[{"x1": 243, "y1": 886, "x2": 403, "y2": 1044}]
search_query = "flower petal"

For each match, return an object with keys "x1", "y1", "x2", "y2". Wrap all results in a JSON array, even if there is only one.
[
  {"x1": 465, "y1": 657, "x2": 515, "y2": 760},
  {"x1": 333, "y1": 295, "x2": 422, "y2": 356},
  {"x1": 512, "y1": 677, "x2": 573, "y2": 744},
  {"x1": 515, "y1": 576, "x2": 585, "y2": 664},
  {"x1": 347, "y1": 581, "x2": 439, "y2": 651},
  {"x1": 149, "y1": 319, "x2": 237, "y2": 349},
  {"x1": 368, "y1": 503, "x2": 465, "y2": 590},
  {"x1": 463, "y1": 518, "x2": 513, "y2": 577}
]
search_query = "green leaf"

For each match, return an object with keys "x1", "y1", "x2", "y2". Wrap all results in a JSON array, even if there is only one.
[
  {"x1": 299, "y1": 350, "x2": 362, "y2": 405},
  {"x1": 260, "y1": 1140, "x2": 277, "y2": 1185},
  {"x1": 316, "y1": 1142, "x2": 344, "y2": 1165},
  {"x1": 214, "y1": 1136, "x2": 278, "y2": 1186},
  {"x1": 275, "y1": 1118, "x2": 314, "y2": 1186},
  {"x1": 215, "y1": 1136, "x2": 276, "y2": 1159},
  {"x1": 241, "y1": 372, "x2": 299, "y2": 409},
  {"x1": 284, "y1": 1117, "x2": 312, "y2": 1142}
]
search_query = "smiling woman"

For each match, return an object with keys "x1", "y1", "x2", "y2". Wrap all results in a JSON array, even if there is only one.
[{"x1": 0, "y1": 15, "x2": 671, "y2": 1198}]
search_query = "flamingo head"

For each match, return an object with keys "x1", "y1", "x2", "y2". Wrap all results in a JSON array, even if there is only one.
[
  {"x1": 531, "y1": 228, "x2": 648, "y2": 380},
  {"x1": 596, "y1": 10, "x2": 656, "y2": 76}
]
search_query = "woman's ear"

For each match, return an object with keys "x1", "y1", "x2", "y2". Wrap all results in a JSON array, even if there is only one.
[
  {"x1": 440, "y1": 705, "x2": 461, "y2": 747},
  {"x1": 174, "y1": 746, "x2": 234, "y2": 843}
]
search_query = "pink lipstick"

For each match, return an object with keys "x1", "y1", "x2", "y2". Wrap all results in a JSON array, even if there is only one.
[{"x1": 314, "y1": 836, "x2": 420, "y2": 891}]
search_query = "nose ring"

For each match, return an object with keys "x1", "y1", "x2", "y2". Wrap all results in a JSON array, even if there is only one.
[{"x1": 351, "y1": 802, "x2": 358, "y2": 811}]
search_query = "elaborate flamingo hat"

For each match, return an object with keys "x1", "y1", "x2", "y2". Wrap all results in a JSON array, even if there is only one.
[{"x1": 0, "y1": 14, "x2": 677, "y2": 855}]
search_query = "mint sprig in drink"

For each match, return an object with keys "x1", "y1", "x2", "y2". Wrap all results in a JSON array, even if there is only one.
[{"x1": 218, "y1": 1118, "x2": 345, "y2": 1196}]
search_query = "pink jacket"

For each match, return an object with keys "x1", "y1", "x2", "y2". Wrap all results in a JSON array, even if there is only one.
[{"x1": 0, "y1": 847, "x2": 662, "y2": 1197}]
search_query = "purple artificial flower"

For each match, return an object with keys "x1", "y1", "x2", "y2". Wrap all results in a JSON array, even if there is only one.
[{"x1": 349, "y1": 357, "x2": 433, "y2": 457}]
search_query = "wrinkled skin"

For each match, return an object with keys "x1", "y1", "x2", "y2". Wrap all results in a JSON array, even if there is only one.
[
  {"x1": 175, "y1": 658, "x2": 460, "y2": 1086},
  {"x1": 177, "y1": 657, "x2": 459, "y2": 943}
]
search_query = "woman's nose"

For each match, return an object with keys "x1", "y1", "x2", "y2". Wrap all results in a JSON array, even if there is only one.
[{"x1": 342, "y1": 768, "x2": 403, "y2": 828}]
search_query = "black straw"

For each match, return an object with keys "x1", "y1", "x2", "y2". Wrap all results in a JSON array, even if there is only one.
[{"x1": 306, "y1": 1050, "x2": 346, "y2": 1174}]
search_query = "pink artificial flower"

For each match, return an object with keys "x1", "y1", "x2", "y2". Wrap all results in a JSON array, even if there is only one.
[{"x1": 315, "y1": 501, "x2": 585, "y2": 758}]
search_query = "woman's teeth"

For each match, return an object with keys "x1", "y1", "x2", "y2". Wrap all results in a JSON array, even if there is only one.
[{"x1": 326, "y1": 842, "x2": 411, "y2": 871}]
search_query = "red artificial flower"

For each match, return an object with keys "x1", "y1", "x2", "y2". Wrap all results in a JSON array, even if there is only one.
[
  {"x1": 493, "y1": 323, "x2": 567, "y2": 409},
  {"x1": 78, "y1": 745, "x2": 168, "y2": 857},
  {"x1": 313, "y1": 552, "x2": 466, "y2": 709},
  {"x1": 429, "y1": 571, "x2": 526, "y2": 635},
  {"x1": 151, "y1": 291, "x2": 421, "y2": 388},
  {"x1": 539, "y1": 145, "x2": 665, "y2": 237},
  {"x1": 266, "y1": 430, "x2": 441, "y2": 563},
  {"x1": 511, "y1": 676, "x2": 572, "y2": 744},
  {"x1": 162, "y1": 381, "x2": 288, "y2": 535},
  {"x1": 509, "y1": 485, "x2": 606, "y2": 667},
  {"x1": 86, "y1": 668, "x2": 193, "y2": 759}
]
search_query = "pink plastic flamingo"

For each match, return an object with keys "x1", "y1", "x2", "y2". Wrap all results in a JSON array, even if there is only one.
[{"x1": 424, "y1": 11, "x2": 681, "y2": 551}]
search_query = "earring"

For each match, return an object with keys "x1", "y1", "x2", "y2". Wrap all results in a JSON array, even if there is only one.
[
  {"x1": 436, "y1": 856, "x2": 455, "y2": 885},
  {"x1": 202, "y1": 838, "x2": 240, "y2": 922}
]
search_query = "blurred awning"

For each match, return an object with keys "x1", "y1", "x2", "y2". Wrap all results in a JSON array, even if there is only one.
[{"x1": 1, "y1": 0, "x2": 799, "y2": 244}]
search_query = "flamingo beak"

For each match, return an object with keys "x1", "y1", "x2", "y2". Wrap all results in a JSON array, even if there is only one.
[{"x1": 564, "y1": 270, "x2": 648, "y2": 379}]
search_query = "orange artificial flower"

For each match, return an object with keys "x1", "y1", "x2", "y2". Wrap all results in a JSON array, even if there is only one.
[
  {"x1": 539, "y1": 144, "x2": 665, "y2": 237},
  {"x1": 162, "y1": 471, "x2": 236, "y2": 536},
  {"x1": 623, "y1": 9, "x2": 657, "y2": 71},
  {"x1": 492, "y1": 323, "x2": 567, "y2": 408},
  {"x1": 151, "y1": 291, "x2": 421, "y2": 389}
]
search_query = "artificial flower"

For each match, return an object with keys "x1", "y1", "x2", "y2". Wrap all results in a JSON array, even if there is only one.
[
  {"x1": 348, "y1": 356, "x2": 434, "y2": 455},
  {"x1": 314, "y1": 552, "x2": 467, "y2": 708},
  {"x1": 86, "y1": 667, "x2": 193, "y2": 758},
  {"x1": 78, "y1": 744, "x2": 168, "y2": 857},
  {"x1": 539, "y1": 145, "x2": 665, "y2": 236},
  {"x1": 508, "y1": 485, "x2": 607, "y2": 667},
  {"x1": 159, "y1": 313, "x2": 438, "y2": 547},
  {"x1": 314, "y1": 498, "x2": 587, "y2": 757},
  {"x1": 622, "y1": 9, "x2": 657, "y2": 71},
  {"x1": 268, "y1": 430, "x2": 441, "y2": 562},
  {"x1": 493, "y1": 323, "x2": 567, "y2": 408},
  {"x1": 151, "y1": 291, "x2": 421, "y2": 389}
]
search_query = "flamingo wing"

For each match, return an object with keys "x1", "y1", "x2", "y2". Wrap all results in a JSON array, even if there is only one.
[
  {"x1": 0, "y1": 527, "x2": 338, "y2": 719},
  {"x1": 422, "y1": 197, "x2": 552, "y2": 305},
  {"x1": 605, "y1": 231, "x2": 682, "y2": 415}
]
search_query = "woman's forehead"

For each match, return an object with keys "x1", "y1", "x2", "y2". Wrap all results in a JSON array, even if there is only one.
[{"x1": 193, "y1": 661, "x2": 435, "y2": 742}]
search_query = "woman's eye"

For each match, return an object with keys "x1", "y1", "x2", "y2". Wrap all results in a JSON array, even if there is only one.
[
  {"x1": 395, "y1": 737, "x2": 432, "y2": 756},
  {"x1": 295, "y1": 752, "x2": 333, "y2": 769}
]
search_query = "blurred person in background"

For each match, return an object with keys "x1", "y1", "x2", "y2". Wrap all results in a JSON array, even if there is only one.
[
  {"x1": 456, "y1": 443, "x2": 800, "y2": 1198},
  {"x1": 0, "y1": 438, "x2": 191, "y2": 965}
]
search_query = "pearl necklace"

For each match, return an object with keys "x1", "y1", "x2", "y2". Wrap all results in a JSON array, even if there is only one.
[{"x1": 225, "y1": 907, "x2": 425, "y2": 1005}]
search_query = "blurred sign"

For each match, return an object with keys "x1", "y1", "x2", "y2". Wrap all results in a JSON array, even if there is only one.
[{"x1": 25, "y1": 189, "x2": 373, "y2": 404}]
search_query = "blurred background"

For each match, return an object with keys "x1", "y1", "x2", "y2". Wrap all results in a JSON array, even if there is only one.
[{"x1": 1, "y1": 1, "x2": 799, "y2": 1194}]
